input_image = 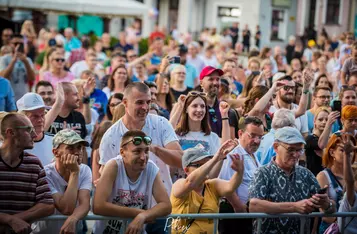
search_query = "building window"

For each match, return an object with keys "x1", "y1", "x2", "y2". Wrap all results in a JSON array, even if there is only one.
[
  {"x1": 325, "y1": 0, "x2": 340, "y2": 24},
  {"x1": 271, "y1": 9, "x2": 285, "y2": 41}
]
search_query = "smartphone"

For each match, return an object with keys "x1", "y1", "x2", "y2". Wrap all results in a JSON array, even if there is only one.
[
  {"x1": 18, "y1": 43, "x2": 24, "y2": 53},
  {"x1": 332, "y1": 100, "x2": 342, "y2": 113},
  {"x1": 169, "y1": 56, "x2": 181, "y2": 64},
  {"x1": 318, "y1": 187, "x2": 328, "y2": 194}
]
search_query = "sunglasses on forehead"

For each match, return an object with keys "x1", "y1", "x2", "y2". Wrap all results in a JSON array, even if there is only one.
[
  {"x1": 188, "y1": 91, "x2": 207, "y2": 98},
  {"x1": 121, "y1": 136, "x2": 152, "y2": 147}
]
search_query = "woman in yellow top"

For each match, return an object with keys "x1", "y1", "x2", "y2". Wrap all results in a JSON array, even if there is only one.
[{"x1": 170, "y1": 140, "x2": 244, "y2": 234}]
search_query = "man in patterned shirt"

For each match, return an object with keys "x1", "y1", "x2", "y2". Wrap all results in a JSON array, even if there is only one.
[
  {"x1": 248, "y1": 127, "x2": 334, "y2": 234},
  {"x1": 0, "y1": 113, "x2": 54, "y2": 233}
]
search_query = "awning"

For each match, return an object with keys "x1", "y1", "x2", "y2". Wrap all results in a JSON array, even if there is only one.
[{"x1": 0, "y1": 0, "x2": 149, "y2": 17}]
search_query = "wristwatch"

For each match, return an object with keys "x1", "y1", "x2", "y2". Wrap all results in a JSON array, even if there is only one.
[
  {"x1": 323, "y1": 200, "x2": 333, "y2": 213},
  {"x1": 303, "y1": 89, "x2": 310, "y2": 94}
]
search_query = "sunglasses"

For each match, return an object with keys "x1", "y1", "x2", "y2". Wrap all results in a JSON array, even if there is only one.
[
  {"x1": 109, "y1": 102, "x2": 121, "y2": 108},
  {"x1": 54, "y1": 58, "x2": 65, "y2": 63},
  {"x1": 283, "y1": 85, "x2": 295, "y2": 91},
  {"x1": 121, "y1": 136, "x2": 152, "y2": 147},
  {"x1": 14, "y1": 126, "x2": 36, "y2": 134},
  {"x1": 188, "y1": 91, "x2": 207, "y2": 98}
]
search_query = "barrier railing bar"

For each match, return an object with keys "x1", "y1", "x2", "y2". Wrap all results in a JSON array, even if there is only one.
[{"x1": 38, "y1": 212, "x2": 357, "y2": 221}]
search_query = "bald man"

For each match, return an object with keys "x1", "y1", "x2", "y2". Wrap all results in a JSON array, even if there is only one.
[{"x1": 0, "y1": 113, "x2": 54, "y2": 233}]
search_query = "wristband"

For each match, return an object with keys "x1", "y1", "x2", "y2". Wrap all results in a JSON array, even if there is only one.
[
  {"x1": 82, "y1": 96, "x2": 90, "y2": 104},
  {"x1": 222, "y1": 117, "x2": 229, "y2": 121},
  {"x1": 303, "y1": 89, "x2": 310, "y2": 94}
]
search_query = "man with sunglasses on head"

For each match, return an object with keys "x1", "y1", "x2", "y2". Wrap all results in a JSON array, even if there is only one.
[
  {"x1": 269, "y1": 74, "x2": 311, "y2": 138},
  {"x1": 0, "y1": 34, "x2": 35, "y2": 101},
  {"x1": 93, "y1": 130, "x2": 171, "y2": 234},
  {"x1": 0, "y1": 113, "x2": 54, "y2": 234},
  {"x1": 249, "y1": 127, "x2": 334, "y2": 234},
  {"x1": 199, "y1": 65, "x2": 238, "y2": 138},
  {"x1": 218, "y1": 116, "x2": 264, "y2": 234}
]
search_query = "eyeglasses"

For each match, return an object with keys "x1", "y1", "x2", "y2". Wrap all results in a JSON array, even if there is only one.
[
  {"x1": 244, "y1": 131, "x2": 263, "y2": 141},
  {"x1": 279, "y1": 143, "x2": 305, "y2": 155},
  {"x1": 342, "y1": 85, "x2": 357, "y2": 90},
  {"x1": 283, "y1": 85, "x2": 295, "y2": 91},
  {"x1": 14, "y1": 126, "x2": 36, "y2": 134},
  {"x1": 54, "y1": 58, "x2": 65, "y2": 63},
  {"x1": 208, "y1": 108, "x2": 218, "y2": 123},
  {"x1": 109, "y1": 102, "x2": 121, "y2": 108},
  {"x1": 121, "y1": 136, "x2": 152, "y2": 147},
  {"x1": 317, "y1": 95, "x2": 331, "y2": 100}
]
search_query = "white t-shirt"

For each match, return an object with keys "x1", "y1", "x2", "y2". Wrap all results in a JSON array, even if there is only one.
[
  {"x1": 269, "y1": 103, "x2": 308, "y2": 134},
  {"x1": 102, "y1": 86, "x2": 114, "y2": 99},
  {"x1": 178, "y1": 131, "x2": 219, "y2": 154},
  {"x1": 41, "y1": 163, "x2": 92, "y2": 234},
  {"x1": 338, "y1": 193, "x2": 357, "y2": 234},
  {"x1": 99, "y1": 114, "x2": 179, "y2": 195},
  {"x1": 70, "y1": 61, "x2": 103, "y2": 78},
  {"x1": 26, "y1": 133, "x2": 54, "y2": 167},
  {"x1": 93, "y1": 157, "x2": 158, "y2": 234},
  {"x1": 200, "y1": 55, "x2": 218, "y2": 67}
]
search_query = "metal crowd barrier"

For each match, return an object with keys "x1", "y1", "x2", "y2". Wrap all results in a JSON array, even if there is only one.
[{"x1": 40, "y1": 212, "x2": 357, "y2": 234}]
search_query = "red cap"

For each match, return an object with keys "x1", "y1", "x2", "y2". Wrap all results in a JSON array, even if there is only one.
[{"x1": 199, "y1": 66, "x2": 224, "y2": 80}]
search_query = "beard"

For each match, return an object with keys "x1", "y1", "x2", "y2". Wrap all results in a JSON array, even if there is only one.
[{"x1": 280, "y1": 94, "x2": 294, "y2": 104}]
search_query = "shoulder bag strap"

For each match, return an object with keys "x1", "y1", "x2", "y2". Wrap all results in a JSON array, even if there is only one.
[
  {"x1": 326, "y1": 168, "x2": 343, "y2": 189},
  {"x1": 183, "y1": 185, "x2": 206, "y2": 234}
]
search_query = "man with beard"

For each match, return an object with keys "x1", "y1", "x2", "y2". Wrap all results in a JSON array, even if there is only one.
[
  {"x1": 269, "y1": 75, "x2": 309, "y2": 138},
  {"x1": 0, "y1": 113, "x2": 54, "y2": 233},
  {"x1": 35, "y1": 80, "x2": 55, "y2": 106},
  {"x1": 219, "y1": 116, "x2": 264, "y2": 234},
  {"x1": 47, "y1": 82, "x2": 87, "y2": 140},
  {"x1": 199, "y1": 65, "x2": 238, "y2": 138},
  {"x1": 99, "y1": 82, "x2": 182, "y2": 234},
  {"x1": 307, "y1": 86, "x2": 333, "y2": 133}
]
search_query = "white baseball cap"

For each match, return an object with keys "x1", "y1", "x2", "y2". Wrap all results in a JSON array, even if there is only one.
[
  {"x1": 17, "y1": 93, "x2": 46, "y2": 111},
  {"x1": 272, "y1": 72, "x2": 286, "y2": 83}
]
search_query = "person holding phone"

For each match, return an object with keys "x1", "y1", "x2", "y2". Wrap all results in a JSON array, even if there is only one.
[{"x1": 0, "y1": 34, "x2": 35, "y2": 101}]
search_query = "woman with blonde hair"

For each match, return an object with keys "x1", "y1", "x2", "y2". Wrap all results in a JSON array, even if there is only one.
[{"x1": 20, "y1": 20, "x2": 37, "y2": 60}]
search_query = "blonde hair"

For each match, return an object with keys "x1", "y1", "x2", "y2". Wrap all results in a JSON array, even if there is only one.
[
  {"x1": 112, "y1": 103, "x2": 126, "y2": 123},
  {"x1": 20, "y1": 20, "x2": 37, "y2": 38}
]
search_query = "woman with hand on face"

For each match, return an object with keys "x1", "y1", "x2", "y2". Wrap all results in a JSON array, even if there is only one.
[
  {"x1": 316, "y1": 132, "x2": 357, "y2": 233},
  {"x1": 170, "y1": 140, "x2": 244, "y2": 234},
  {"x1": 42, "y1": 52, "x2": 75, "y2": 88}
]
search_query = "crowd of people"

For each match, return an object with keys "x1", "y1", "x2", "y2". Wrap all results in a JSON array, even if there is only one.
[{"x1": 1, "y1": 19, "x2": 357, "y2": 234}]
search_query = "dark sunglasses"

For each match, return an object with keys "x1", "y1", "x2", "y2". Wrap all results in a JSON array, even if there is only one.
[
  {"x1": 54, "y1": 58, "x2": 65, "y2": 63},
  {"x1": 109, "y1": 102, "x2": 121, "y2": 107},
  {"x1": 283, "y1": 85, "x2": 295, "y2": 91},
  {"x1": 121, "y1": 136, "x2": 152, "y2": 147}
]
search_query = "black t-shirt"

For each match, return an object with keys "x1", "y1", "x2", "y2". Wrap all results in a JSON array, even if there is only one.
[
  {"x1": 305, "y1": 134, "x2": 323, "y2": 176},
  {"x1": 170, "y1": 87, "x2": 193, "y2": 101},
  {"x1": 243, "y1": 30, "x2": 251, "y2": 44},
  {"x1": 47, "y1": 111, "x2": 87, "y2": 139}
]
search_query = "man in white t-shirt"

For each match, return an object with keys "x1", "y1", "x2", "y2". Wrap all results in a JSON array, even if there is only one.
[
  {"x1": 70, "y1": 51, "x2": 104, "y2": 79},
  {"x1": 99, "y1": 82, "x2": 183, "y2": 195},
  {"x1": 269, "y1": 75, "x2": 309, "y2": 137},
  {"x1": 17, "y1": 92, "x2": 55, "y2": 166},
  {"x1": 40, "y1": 129, "x2": 91, "y2": 234},
  {"x1": 93, "y1": 130, "x2": 171, "y2": 234}
]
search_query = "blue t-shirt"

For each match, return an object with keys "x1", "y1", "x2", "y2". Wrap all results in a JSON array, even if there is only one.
[
  {"x1": 90, "y1": 88, "x2": 108, "y2": 120},
  {"x1": 184, "y1": 64, "x2": 198, "y2": 88},
  {"x1": 64, "y1": 37, "x2": 81, "y2": 52},
  {"x1": 131, "y1": 75, "x2": 156, "y2": 82},
  {"x1": 0, "y1": 77, "x2": 16, "y2": 111},
  {"x1": 233, "y1": 81, "x2": 243, "y2": 94}
]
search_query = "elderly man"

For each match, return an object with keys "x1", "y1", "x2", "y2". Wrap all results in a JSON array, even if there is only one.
[
  {"x1": 257, "y1": 109, "x2": 296, "y2": 165},
  {"x1": 219, "y1": 116, "x2": 264, "y2": 234},
  {"x1": 249, "y1": 127, "x2": 334, "y2": 234},
  {"x1": 39, "y1": 129, "x2": 91, "y2": 234},
  {"x1": 0, "y1": 113, "x2": 54, "y2": 233},
  {"x1": 94, "y1": 130, "x2": 171, "y2": 234}
]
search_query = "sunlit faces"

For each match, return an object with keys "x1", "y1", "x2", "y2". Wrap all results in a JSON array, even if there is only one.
[
  {"x1": 37, "y1": 85, "x2": 54, "y2": 106},
  {"x1": 54, "y1": 143, "x2": 84, "y2": 165},
  {"x1": 342, "y1": 118, "x2": 357, "y2": 133},
  {"x1": 222, "y1": 61, "x2": 237, "y2": 75},
  {"x1": 274, "y1": 142, "x2": 305, "y2": 168},
  {"x1": 124, "y1": 89, "x2": 151, "y2": 121},
  {"x1": 121, "y1": 141, "x2": 150, "y2": 172},
  {"x1": 172, "y1": 67, "x2": 186, "y2": 83},
  {"x1": 317, "y1": 76, "x2": 330, "y2": 87},
  {"x1": 109, "y1": 97, "x2": 122, "y2": 114},
  {"x1": 66, "y1": 85, "x2": 80, "y2": 109},
  {"x1": 249, "y1": 61, "x2": 260, "y2": 72},
  {"x1": 314, "y1": 89, "x2": 331, "y2": 107},
  {"x1": 279, "y1": 80, "x2": 295, "y2": 104},
  {"x1": 113, "y1": 67, "x2": 128, "y2": 83},
  {"x1": 292, "y1": 71, "x2": 303, "y2": 84},
  {"x1": 159, "y1": 78, "x2": 170, "y2": 94},
  {"x1": 291, "y1": 59, "x2": 302, "y2": 71},
  {"x1": 25, "y1": 108, "x2": 46, "y2": 135},
  {"x1": 314, "y1": 110, "x2": 329, "y2": 132},
  {"x1": 200, "y1": 71, "x2": 221, "y2": 98},
  {"x1": 238, "y1": 124, "x2": 264, "y2": 154},
  {"x1": 342, "y1": 90, "x2": 357, "y2": 107},
  {"x1": 13, "y1": 117, "x2": 37, "y2": 150},
  {"x1": 187, "y1": 96, "x2": 206, "y2": 122}
]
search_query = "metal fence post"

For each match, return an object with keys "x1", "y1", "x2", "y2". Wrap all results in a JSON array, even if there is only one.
[
  {"x1": 256, "y1": 218, "x2": 262, "y2": 234},
  {"x1": 213, "y1": 219, "x2": 218, "y2": 234},
  {"x1": 299, "y1": 217, "x2": 306, "y2": 234},
  {"x1": 341, "y1": 217, "x2": 346, "y2": 234}
]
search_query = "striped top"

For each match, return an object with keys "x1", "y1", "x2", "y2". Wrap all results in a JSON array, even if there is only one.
[{"x1": 0, "y1": 152, "x2": 54, "y2": 214}]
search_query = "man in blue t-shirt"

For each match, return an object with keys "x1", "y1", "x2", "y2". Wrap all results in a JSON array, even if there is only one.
[{"x1": 0, "y1": 76, "x2": 16, "y2": 111}]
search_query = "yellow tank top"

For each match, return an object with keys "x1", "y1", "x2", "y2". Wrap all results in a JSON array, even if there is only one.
[{"x1": 170, "y1": 180, "x2": 219, "y2": 234}]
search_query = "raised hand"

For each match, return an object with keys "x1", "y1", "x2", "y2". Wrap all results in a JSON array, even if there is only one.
[
  {"x1": 342, "y1": 133, "x2": 357, "y2": 156},
  {"x1": 230, "y1": 154, "x2": 244, "y2": 173},
  {"x1": 302, "y1": 67, "x2": 314, "y2": 87},
  {"x1": 219, "y1": 101, "x2": 230, "y2": 118},
  {"x1": 216, "y1": 140, "x2": 238, "y2": 160},
  {"x1": 56, "y1": 83, "x2": 65, "y2": 106},
  {"x1": 83, "y1": 76, "x2": 96, "y2": 97},
  {"x1": 326, "y1": 111, "x2": 340, "y2": 126},
  {"x1": 177, "y1": 94, "x2": 186, "y2": 106}
]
